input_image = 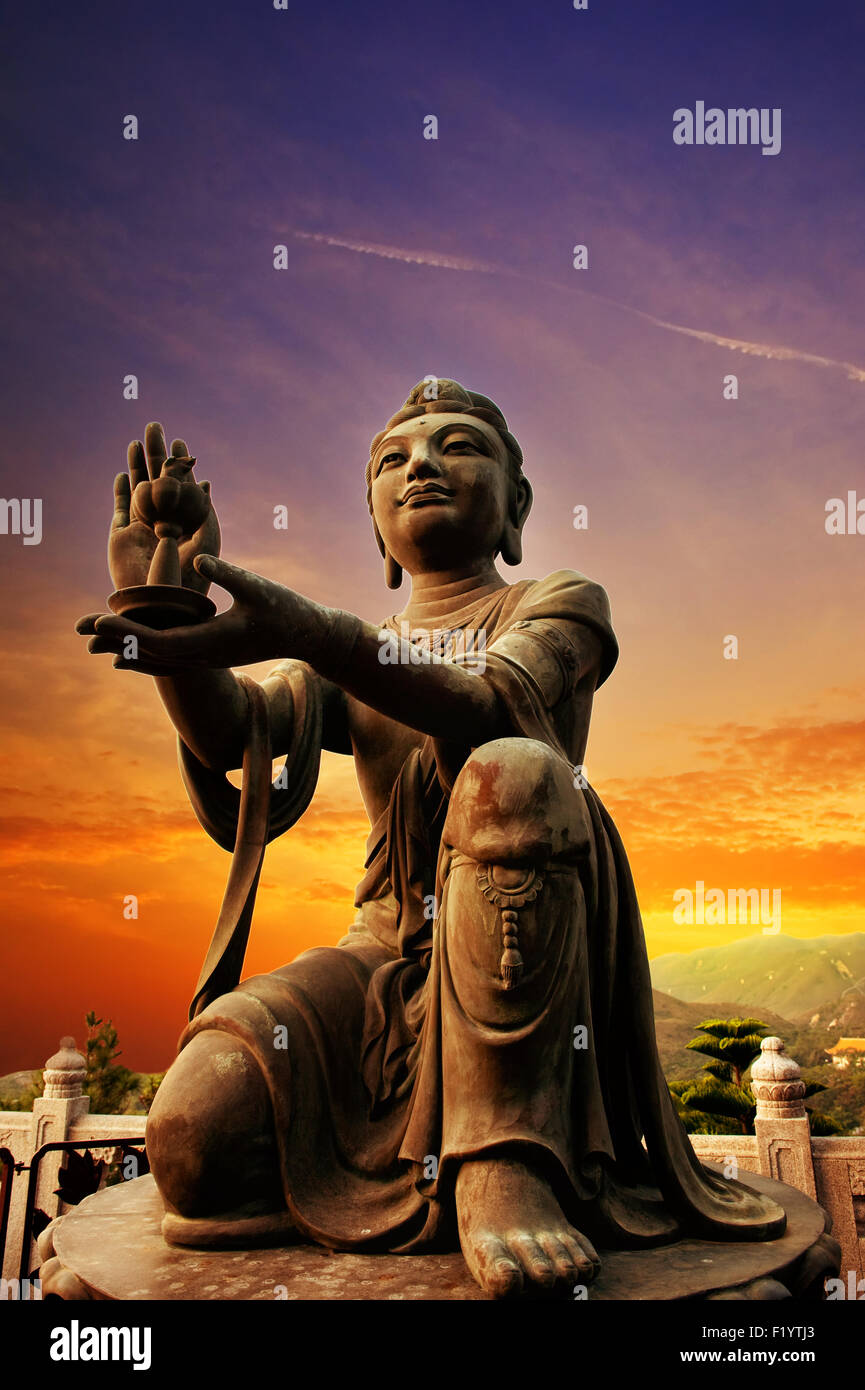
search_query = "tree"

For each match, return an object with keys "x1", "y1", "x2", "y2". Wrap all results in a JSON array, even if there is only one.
[
  {"x1": 669, "y1": 1017, "x2": 841, "y2": 1136},
  {"x1": 668, "y1": 1079, "x2": 729, "y2": 1134},
  {"x1": 801, "y1": 1066, "x2": 864, "y2": 1135},
  {"x1": 0, "y1": 1014, "x2": 163, "y2": 1115},
  {"x1": 801, "y1": 1079, "x2": 843, "y2": 1135},
  {"x1": 678, "y1": 1017, "x2": 767, "y2": 1134},
  {"x1": 136, "y1": 1073, "x2": 164, "y2": 1113},
  {"x1": 83, "y1": 1012, "x2": 137, "y2": 1114}
]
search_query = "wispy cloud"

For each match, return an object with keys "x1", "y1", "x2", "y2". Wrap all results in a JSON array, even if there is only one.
[
  {"x1": 292, "y1": 230, "x2": 865, "y2": 385},
  {"x1": 292, "y1": 230, "x2": 498, "y2": 275},
  {"x1": 636, "y1": 314, "x2": 865, "y2": 384}
]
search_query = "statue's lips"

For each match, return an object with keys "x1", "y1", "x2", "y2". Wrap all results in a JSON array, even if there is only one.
[{"x1": 400, "y1": 488, "x2": 455, "y2": 507}]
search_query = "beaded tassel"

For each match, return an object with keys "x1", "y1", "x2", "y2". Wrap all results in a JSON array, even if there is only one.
[
  {"x1": 499, "y1": 907, "x2": 523, "y2": 988},
  {"x1": 476, "y1": 862, "x2": 542, "y2": 991}
]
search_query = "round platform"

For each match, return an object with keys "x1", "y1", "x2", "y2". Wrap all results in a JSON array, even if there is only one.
[{"x1": 39, "y1": 1170, "x2": 839, "y2": 1301}]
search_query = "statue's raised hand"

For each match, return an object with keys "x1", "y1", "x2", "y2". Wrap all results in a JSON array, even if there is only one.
[{"x1": 109, "y1": 422, "x2": 220, "y2": 593}]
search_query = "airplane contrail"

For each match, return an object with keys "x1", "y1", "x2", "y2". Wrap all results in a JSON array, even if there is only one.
[
  {"x1": 291, "y1": 230, "x2": 865, "y2": 385},
  {"x1": 292, "y1": 230, "x2": 497, "y2": 274}
]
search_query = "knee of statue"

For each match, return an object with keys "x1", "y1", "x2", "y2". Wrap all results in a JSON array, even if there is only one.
[
  {"x1": 147, "y1": 1029, "x2": 282, "y2": 1220},
  {"x1": 440, "y1": 740, "x2": 591, "y2": 998},
  {"x1": 443, "y1": 737, "x2": 591, "y2": 869}
]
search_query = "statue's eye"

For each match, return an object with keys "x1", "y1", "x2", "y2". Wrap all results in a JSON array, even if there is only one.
[
  {"x1": 443, "y1": 438, "x2": 477, "y2": 453},
  {"x1": 379, "y1": 451, "x2": 406, "y2": 468}
]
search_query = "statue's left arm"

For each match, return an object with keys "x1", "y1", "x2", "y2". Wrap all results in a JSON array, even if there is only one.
[
  {"x1": 304, "y1": 568, "x2": 618, "y2": 751},
  {"x1": 311, "y1": 607, "x2": 604, "y2": 748}
]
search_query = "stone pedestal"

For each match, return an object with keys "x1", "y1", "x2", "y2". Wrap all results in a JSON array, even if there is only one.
[{"x1": 38, "y1": 1169, "x2": 840, "y2": 1301}]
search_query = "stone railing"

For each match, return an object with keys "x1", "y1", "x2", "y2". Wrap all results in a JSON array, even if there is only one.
[
  {"x1": 2, "y1": 1035, "x2": 863, "y2": 1288},
  {"x1": 0, "y1": 1038, "x2": 146, "y2": 1283},
  {"x1": 690, "y1": 1037, "x2": 864, "y2": 1284}
]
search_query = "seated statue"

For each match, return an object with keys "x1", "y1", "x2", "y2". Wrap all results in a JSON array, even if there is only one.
[{"x1": 77, "y1": 378, "x2": 785, "y2": 1298}]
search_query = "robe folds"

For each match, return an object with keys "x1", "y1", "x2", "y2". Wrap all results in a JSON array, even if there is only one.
[{"x1": 176, "y1": 570, "x2": 786, "y2": 1252}]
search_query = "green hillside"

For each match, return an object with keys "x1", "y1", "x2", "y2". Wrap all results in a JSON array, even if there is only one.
[
  {"x1": 0, "y1": 1068, "x2": 41, "y2": 1101},
  {"x1": 650, "y1": 933, "x2": 865, "y2": 1019}
]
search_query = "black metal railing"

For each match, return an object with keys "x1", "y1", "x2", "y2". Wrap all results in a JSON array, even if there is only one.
[
  {"x1": 3, "y1": 1137, "x2": 147, "y2": 1291},
  {"x1": 0, "y1": 1148, "x2": 16, "y2": 1278}
]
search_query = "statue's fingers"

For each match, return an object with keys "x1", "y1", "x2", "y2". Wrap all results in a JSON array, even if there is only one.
[
  {"x1": 193, "y1": 554, "x2": 256, "y2": 595},
  {"x1": 75, "y1": 613, "x2": 106, "y2": 635},
  {"x1": 188, "y1": 503, "x2": 220, "y2": 557},
  {"x1": 144, "y1": 422, "x2": 168, "y2": 481},
  {"x1": 111, "y1": 472, "x2": 131, "y2": 530},
  {"x1": 170, "y1": 438, "x2": 190, "y2": 458},
  {"x1": 112, "y1": 654, "x2": 185, "y2": 675},
  {"x1": 87, "y1": 634, "x2": 124, "y2": 655},
  {"x1": 127, "y1": 441, "x2": 148, "y2": 491},
  {"x1": 93, "y1": 614, "x2": 213, "y2": 662},
  {"x1": 196, "y1": 494, "x2": 220, "y2": 548}
]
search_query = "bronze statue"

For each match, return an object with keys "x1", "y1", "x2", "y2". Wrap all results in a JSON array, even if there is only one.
[{"x1": 76, "y1": 379, "x2": 785, "y2": 1298}]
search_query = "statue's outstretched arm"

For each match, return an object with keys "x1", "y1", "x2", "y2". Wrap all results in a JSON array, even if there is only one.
[{"x1": 90, "y1": 555, "x2": 603, "y2": 750}]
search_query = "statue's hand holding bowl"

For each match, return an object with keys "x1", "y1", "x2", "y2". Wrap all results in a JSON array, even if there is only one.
[
  {"x1": 115, "y1": 457, "x2": 217, "y2": 620},
  {"x1": 80, "y1": 423, "x2": 224, "y2": 660},
  {"x1": 105, "y1": 426, "x2": 221, "y2": 630},
  {"x1": 84, "y1": 557, "x2": 324, "y2": 674},
  {"x1": 106, "y1": 426, "x2": 221, "y2": 597}
]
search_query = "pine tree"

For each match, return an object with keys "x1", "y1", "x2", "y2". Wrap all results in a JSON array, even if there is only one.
[
  {"x1": 670, "y1": 1017, "x2": 842, "y2": 1135},
  {"x1": 678, "y1": 1016, "x2": 767, "y2": 1134},
  {"x1": 83, "y1": 1011, "x2": 136, "y2": 1114}
]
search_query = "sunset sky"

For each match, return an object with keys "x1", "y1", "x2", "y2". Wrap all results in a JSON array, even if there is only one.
[{"x1": 1, "y1": 1, "x2": 864, "y2": 1074}]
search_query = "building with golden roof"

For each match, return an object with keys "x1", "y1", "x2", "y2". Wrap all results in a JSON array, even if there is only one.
[{"x1": 825, "y1": 1038, "x2": 865, "y2": 1069}]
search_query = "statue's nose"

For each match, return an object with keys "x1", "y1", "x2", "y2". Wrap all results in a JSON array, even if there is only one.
[{"x1": 405, "y1": 451, "x2": 443, "y2": 481}]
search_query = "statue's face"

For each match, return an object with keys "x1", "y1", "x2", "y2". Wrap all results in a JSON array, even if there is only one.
[{"x1": 370, "y1": 413, "x2": 514, "y2": 574}]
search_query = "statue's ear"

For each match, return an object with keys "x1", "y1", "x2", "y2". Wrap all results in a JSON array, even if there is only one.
[
  {"x1": 372, "y1": 518, "x2": 404, "y2": 589},
  {"x1": 500, "y1": 475, "x2": 533, "y2": 567},
  {"x1": 384, "y1": 552, "x2": 404, "y2": 590}
]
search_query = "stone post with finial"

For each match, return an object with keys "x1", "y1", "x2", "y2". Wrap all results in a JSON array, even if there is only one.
[
  {"x1": 28, "y1": 1038, "x2": 92, "y2": 1239},
  {"x1": 1, "y1": 1039, "x2": 94, "y2": 1283},
  {"x1": 32, "y1": 1036, "x2": 91, "y2": 1139},
  {"x1": 751, "y1": 1036, "x2": 817, "y2": 1200},
  {"x1": 40, "y1": 1037, "x2": 88, "y2": 1103}
]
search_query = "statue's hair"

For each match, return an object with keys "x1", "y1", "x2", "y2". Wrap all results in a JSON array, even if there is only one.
[{"x1": 365, "y1": 379, "x2": 525, "y2": 523}]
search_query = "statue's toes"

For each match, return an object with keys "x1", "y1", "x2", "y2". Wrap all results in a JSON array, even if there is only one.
[
  {"x1": 509, "y1": 1233, "x2": 558, "y2": 1289},
  {"x1": 561, "y1": 1227, "x2": 601, "y2": 1283},
  {"x1": 537, "y1": 1231, "x2": 585, "y2": 1285},
  {"x1": 475, "y1": 1236, "x2": 524, "y2": 1298}
]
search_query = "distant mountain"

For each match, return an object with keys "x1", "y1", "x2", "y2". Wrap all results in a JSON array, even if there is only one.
[
  {"x1": 650, "y1": 933, "x2": 865, "y2": 1020},
  {"x1": 0, "y1": 1069, "x2": 41, "y2": 1100},
  {"x1": 803, "y1": 980, "x2": 865, "y2": 1033}
]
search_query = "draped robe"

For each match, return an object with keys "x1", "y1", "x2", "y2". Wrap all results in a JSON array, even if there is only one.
[{"x1": 175, "y1": 570, "x2": 785, "y2": 1252}]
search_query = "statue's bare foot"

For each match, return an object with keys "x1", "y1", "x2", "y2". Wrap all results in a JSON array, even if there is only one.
[{"x1": 456, "y1": 1154, "x2": 601, "y2": 1298}]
